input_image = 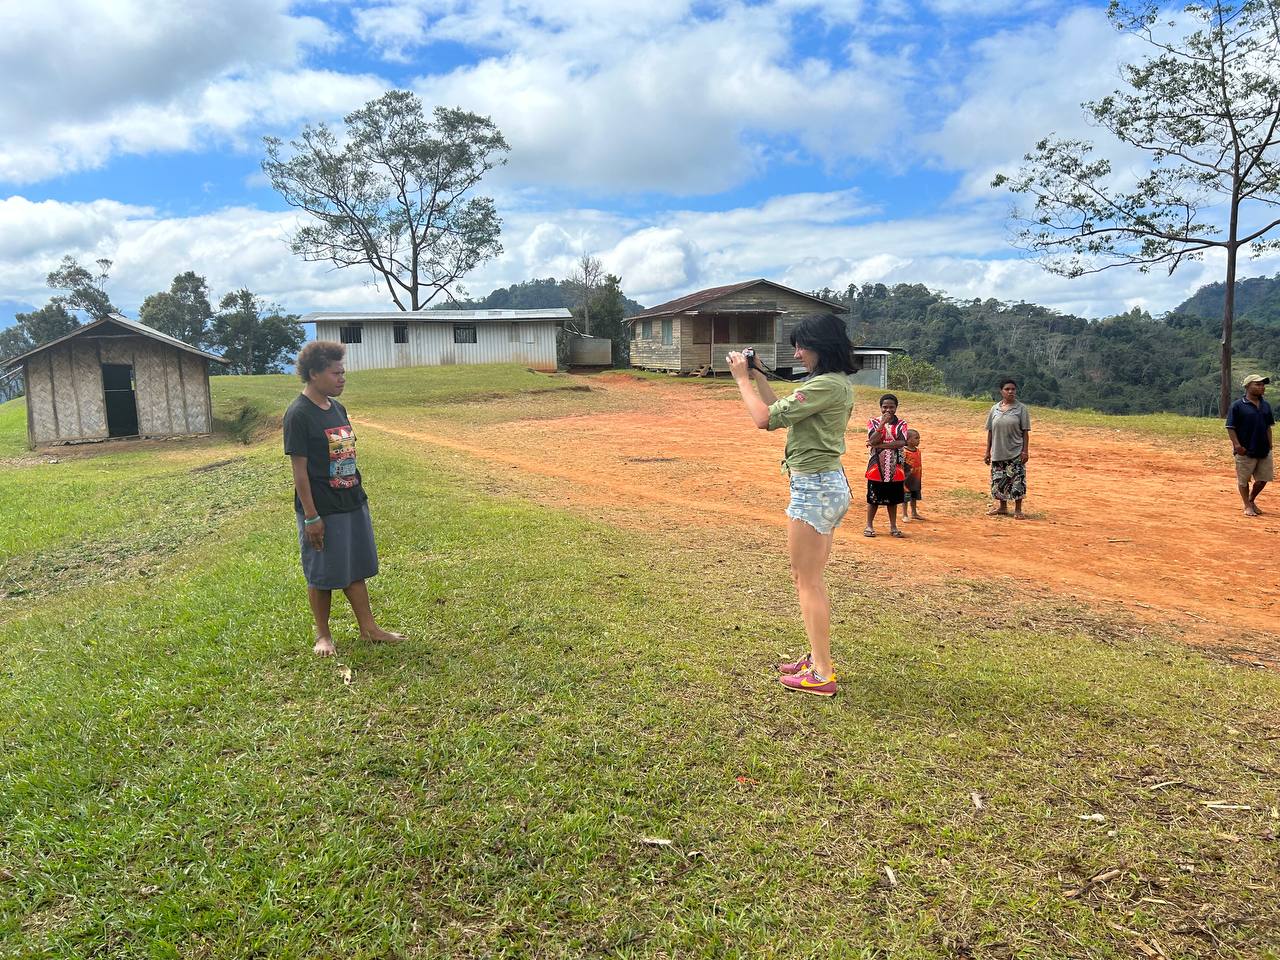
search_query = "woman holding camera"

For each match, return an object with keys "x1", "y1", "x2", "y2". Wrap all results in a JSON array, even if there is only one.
[{"x1": 728, "y1": 313, "x2": 857, "y2": 697}]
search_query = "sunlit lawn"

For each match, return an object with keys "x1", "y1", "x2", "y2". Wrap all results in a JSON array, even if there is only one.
[{"x1": 1, "y1": 367, "x2": 1276, "y2": 958}]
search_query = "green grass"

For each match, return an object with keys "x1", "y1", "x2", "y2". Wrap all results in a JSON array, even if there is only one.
[
  {"x1": 0, "y1": 398, "x2": 29, "y2": 458},
  {"x1": 212, "y1": 364, "x2": 592, "y2": 434},
  {"x1": 881, "y1": 387, "x2": 1225, "y2": 443},
  {"x1": 1, "y1": 365, "x2": 1278, "y2": 958}
]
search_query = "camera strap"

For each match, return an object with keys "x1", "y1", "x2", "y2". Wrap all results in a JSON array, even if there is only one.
[{"x1": 751, "y1": 357, "x2": 801, "y2": 382}]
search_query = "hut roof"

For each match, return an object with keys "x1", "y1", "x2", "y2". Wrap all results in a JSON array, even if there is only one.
[
  {"x1": 630, "y1": 279, "x2": 848, "y2": 321},
  {"x1": 3, "y1": 313, "x2": 230, "y2": 369}
]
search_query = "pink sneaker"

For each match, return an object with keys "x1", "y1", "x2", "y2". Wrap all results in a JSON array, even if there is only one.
[
  {"x1": 779, "y1": 666, "x2": 837, "y2": 697},
  {"x1": 777, "y1": 653, "x2": 812, "y2": 676}
]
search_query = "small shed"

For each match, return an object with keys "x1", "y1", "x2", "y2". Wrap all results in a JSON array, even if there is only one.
[
  {"x1": 3, "y1": 313, "x2": 229, "y2": 447},
  {"x1": 300, "y1": 308, "x2": 571, "y2": 373},
  {"x1": 626, "y1": 279, "x2": 891, "y2": 386},
  {"x1": 567, "y1": 334, "x2": 612, "y2": 367}
]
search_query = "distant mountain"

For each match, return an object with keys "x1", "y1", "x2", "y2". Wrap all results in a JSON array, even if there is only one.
[
  {"x1": 1171, "y1": 272, "x2": 1280, "y2": 333},
  {"x1": 436, "y1": 277, "x2": 646, "y2": 316}
]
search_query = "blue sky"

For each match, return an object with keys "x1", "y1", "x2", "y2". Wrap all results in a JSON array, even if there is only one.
[{"x1": 3, "y1": 0, "x2": 1273, "y2": 330}]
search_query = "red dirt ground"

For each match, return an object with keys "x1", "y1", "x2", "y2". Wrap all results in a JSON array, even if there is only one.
[{"x1": 360, "y1": 373, "x2": 1280, "y2": 666}]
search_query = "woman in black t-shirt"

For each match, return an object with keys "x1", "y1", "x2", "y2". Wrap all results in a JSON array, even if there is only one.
[{"x1": 284, "y1": 341, "x2": 403, "y2": 656}]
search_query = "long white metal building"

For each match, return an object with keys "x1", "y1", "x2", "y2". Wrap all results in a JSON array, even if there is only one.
[{"x1": 300, "y1": 309, "x2": 571, "y2": 372}]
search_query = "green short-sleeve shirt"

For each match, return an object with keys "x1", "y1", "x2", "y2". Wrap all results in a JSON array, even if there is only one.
[{"x1": 766, "y1": 373, "x2": 855, "y2": 474}]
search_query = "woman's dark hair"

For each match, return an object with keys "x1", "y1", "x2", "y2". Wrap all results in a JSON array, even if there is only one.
[
  {"x1": 1000, "y1": 378, "x2": 1018, "y2": 389},
  {"x1": 879, "y1": 393, "x2": 899, "y2": 406},
  {"x1": 297, "y1": 341, "x2": 346, "y2": 382},
  {"x1": 789, "y1": 313, "x2": 857, "y2": 376}
]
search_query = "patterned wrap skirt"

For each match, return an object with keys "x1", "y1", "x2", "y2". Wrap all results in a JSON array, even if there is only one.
[
  {"x1": 991, "y1": 458, "x2": 1027, "y2": 501},
  {"x1": 296, "y1": 502, "x2": 380, "y2": 589}
]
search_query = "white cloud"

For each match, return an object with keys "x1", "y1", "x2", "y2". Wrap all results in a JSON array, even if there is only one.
[
  {"x1": 607, "y1": 228, "x2": 703, "y2": 294},
  {"x1": 923, "y1": 0, "x2": 1058, "y2": 16},
  {"x1": 5, "y1": 190, "x2": 1279, "y2": 329},
  {"x1": 922, "y1": 7, "x2": 1143, "y2": 197},
  {"x1": 0, "y1": 0, "x2": 332, "y2": 127},
  {"x1": 0, "y1": 68, "x2": 388, "y2": 184},
  {"x1": 405, "y1": 2, "x2": 906, "y2": 194},
  {"x1": 0, "y1": 196, "x2": 149, "y2": 262},
  {"x1": 0, "y1": 1, "x2": 375, "y2": 182}
]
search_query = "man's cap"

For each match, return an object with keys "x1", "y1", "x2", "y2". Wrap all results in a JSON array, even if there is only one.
[{"x1": 1242, "y1": 374, "x2": 1271, "y2": 387}]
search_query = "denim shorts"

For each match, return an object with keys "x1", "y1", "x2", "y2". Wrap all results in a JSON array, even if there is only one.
[{"x1": 786, "y1": 469, "x2": 851, "y2": 535}]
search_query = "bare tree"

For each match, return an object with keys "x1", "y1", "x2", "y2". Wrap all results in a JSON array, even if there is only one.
[
  {"x1": 993, "y1": 0, "x2": 1280, "y2": 415},
  {"x1": 568, "y1": 252, "x2": 604, "y2": 335},
  {"x1": 1042, "y1": 333, "x2": 1075, "y2": 373},
  {"x1": 263, "y1": 90, "x2": 509, "y2": 311}
]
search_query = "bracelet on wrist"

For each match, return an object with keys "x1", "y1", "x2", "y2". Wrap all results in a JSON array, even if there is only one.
[{"x1": 303, "y1": 515, "x2": 322, "y2": 525}]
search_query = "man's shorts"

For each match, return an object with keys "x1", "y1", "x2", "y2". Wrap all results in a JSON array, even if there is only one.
[{"x1": 1234, "y1": 451, "x2": 1275, "y2": 485}]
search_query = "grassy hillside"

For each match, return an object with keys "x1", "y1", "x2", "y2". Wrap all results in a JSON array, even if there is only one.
[
  {"x1": 1, "y1": 367, "x2": 1277, "y2": 958},
  {"x1": 0, "y1": 397, "x2": 28, "y2": 458}
]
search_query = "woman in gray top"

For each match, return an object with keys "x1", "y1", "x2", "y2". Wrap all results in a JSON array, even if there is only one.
[{"x1": 983, "y1": 378, "x2": 1031, "y2": 519}]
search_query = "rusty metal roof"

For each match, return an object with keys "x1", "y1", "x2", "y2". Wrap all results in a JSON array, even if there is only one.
[{"x1": 629, "y1": 279, "x2": 848, "y2": 321}]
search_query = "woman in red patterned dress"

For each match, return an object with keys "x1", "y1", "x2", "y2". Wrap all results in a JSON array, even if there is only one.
[{"x1": 864, "y1": 393, "x2": 908, "y2": 538}]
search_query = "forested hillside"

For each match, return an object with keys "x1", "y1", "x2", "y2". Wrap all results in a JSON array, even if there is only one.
[
  {"x1": 438, "y1": 277, "x2": 646, "y2": 316},
  {"x1": 814, "y1": 276, "x2": 1280, "y2": 417}
]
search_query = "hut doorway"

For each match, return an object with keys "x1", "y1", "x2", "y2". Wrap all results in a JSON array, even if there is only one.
[{"x1": 101, "y1": 363, "x2": 140, "y2": 437}]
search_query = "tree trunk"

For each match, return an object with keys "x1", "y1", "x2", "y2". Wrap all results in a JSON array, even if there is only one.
[{"x1": 1220, "y1": 241, "x2": 1238, "y2": 419}]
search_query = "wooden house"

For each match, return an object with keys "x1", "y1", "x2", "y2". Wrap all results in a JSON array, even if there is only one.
[
  {"x1": 626, "y1": 279, "x2": 891, "y2": 386},
  {"x1": 3, "y1": 313, "x2": 229, "y2": 447},
  {"x1": 301, "y1": 308, "x2": 571, "y2": 373}
]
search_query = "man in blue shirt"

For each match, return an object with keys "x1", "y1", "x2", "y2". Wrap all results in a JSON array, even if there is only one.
[{"x1": 1226, "y1": 374, "x2": 1274, "y2": 517}]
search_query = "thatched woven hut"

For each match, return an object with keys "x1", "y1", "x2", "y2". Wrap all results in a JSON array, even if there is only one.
[{"x1": 3, "y1": 313, "x2": 229, "y2": 447}]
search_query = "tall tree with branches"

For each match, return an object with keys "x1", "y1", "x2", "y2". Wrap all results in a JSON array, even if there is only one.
[
  {"x1": 568, "y1": 251, "x2": 604, "y2": 335},
  {"x1": 993, "y1": 0, "x2": 1280, "y2": 415},
  {"x1": 263, "y1": 90, "x2": 509, "y2": 311},
  {"x1": 47, "y1": 255, "x2": 117, "y2": 322}
]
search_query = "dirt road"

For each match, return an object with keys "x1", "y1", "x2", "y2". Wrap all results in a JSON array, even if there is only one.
[{"x1": 360, "y1": 373, "x2": 1280, "y2": 664}]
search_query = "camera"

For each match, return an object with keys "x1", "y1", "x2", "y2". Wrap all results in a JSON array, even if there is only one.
[{"x1": 743, "y1": 347, "x2": 757, "y2": 370}]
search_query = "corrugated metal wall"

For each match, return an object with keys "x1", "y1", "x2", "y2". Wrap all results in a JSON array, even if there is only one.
[
  {"x1": 851, "y1": 354, "x2": 888, "y2": 388},
  {"x1": 317, "y1": 320, "x2": 558, "y2": 372}
]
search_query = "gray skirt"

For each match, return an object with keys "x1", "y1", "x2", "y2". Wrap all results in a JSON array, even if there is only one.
[{"x1": 296, "y1": 503, "x2": 379, "y2": 590}]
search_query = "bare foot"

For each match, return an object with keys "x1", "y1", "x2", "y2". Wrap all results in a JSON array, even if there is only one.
[
  {"x1": 360, "y1": 627, "x2": 406, "y2": 644},
  {"x1": 313, "y1": 636, "x2": 337, "y2": 657},
  {"x1": 1245, "y1": 504, "x2": 1261, "y2": 517},
  {"x1": 901, "y1": 515, "x2": 910, "y2": 524},
  {"x1": 1013, "y1": 512, "x2": 1028, "y2": 520},
  {"x1": 1252, "y1": 503, "x2": 1265, "y2": 514},
  {"x1": 987, "y1": 506, "x2": 1008, "y2": 516}
]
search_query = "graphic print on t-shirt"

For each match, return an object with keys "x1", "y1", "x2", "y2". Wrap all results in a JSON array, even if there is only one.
[{"x1": 325, "y1": 425, "x2": 358, "y2": 489}]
